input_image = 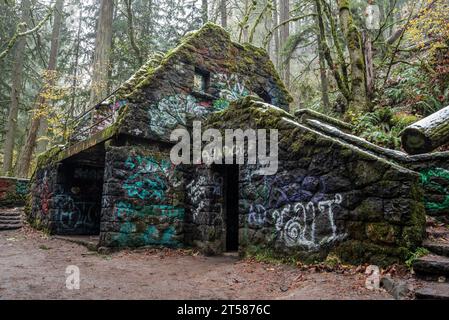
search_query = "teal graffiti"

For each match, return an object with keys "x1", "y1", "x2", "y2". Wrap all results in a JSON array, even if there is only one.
[
  {"x1": 115, "y1": 201, "x2": 184, "y2": 219},
  {"x1": 143, "y1": 225, "x2": 177, "y2": 246},
  {"x1": 113, "y1": 201, "x2": 184, "y2": 247},
  {"x1": 15, "y1": 180, "x2": 28, "y2": 195},
  {"x1": 420, "y1": 168, "x2": 449, "y2": 212},
  {"x1": 123, "y1": 156, "x2": 174, "y2": 201}
]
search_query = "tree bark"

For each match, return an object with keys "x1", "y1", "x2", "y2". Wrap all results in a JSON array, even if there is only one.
[
  {"x1": 88, "y1": 0, "x2": 114, "y2": 108},
  {"x1": 202, "y1": 0, "x2": 208, "y2": 24},
  {"x1": 220, "y1": 0, "x2": 227, "y2": 28},
  {"x1": 363, "y1": 31, "x2": 374, "y2": 106},
  {"x1": 337, "y1": 0, "x2": 367, "y2": 113},
  {"x1": 401, "y1": 105, "x2": 449, "y2": 155},
  {"x1": 123, "y1": 0, "x2": 143, "y2": 65},
  {"x1": 273, "y1": 0, "x2": 280, "y2": 70},
  {"x1": 314, "y1": 4, "x2": 329, "y2": 110},
  {"x1": 2, "y1": 0, "x2": 31, "y2": 176},
  {"x1": 279, "y1": 0, "x2": 290, "y2": 87},
  {"x1": 16, "y1": 0, "x2": 64, "y2": 178}
]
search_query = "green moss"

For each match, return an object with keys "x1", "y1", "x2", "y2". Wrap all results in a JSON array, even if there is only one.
[
  {"x1": 332, "y1": 240, "x2": 409, "y2": 267},
  {"x1": 366, "y1": 223, "x2": 400, "y2": 244}
]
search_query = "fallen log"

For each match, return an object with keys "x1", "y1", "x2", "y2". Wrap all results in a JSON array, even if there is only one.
[{"x1": 401, "y1": 105, "x2": 449, "y2": 154}]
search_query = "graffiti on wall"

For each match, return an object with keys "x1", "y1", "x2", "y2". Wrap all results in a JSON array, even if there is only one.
[
  {"x1": 272, "y1": 194, "x2": 345, "y2": 249},
  {"x1": 113, "y1": 155, "x2": 184, "y2": 247},
  {"x1": 54, "y1": 194, "x2": 99, "y2": 231},
  {"x1": 0, "y1": 178, "x2": 28, "y2": 206},
  {"x1": 148, "y1": 73, "x2": 251, "y2": 137},
  {"x1": 40, "y1": 171, "x2": 51, "y2": 215},
  {"x1": 420, "y1": 167, "x2": 449, "y2": 213},
  {"x1": 212, "y1": 73, "x2": 249, "y2": 111},
  {"x1": 149, "y1": 94, "x2": 210, "y2": 136},
  {"x1": 243, "y1": 168, "x2": 346, "y2": 248},
  {"x1": 123, "y1": 155, "x2": 181, "y2": 202},
  {"x1": 186, "y1": 172, "x2": 222, "y2": 222}
]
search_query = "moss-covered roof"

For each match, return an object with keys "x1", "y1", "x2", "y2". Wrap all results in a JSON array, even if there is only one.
[{"x1": 108, "y1": 22, "x2": 292, "y2": 103}]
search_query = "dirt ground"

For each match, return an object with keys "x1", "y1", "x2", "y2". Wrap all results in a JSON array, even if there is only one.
[{"x1": 0, "y1": 227, "x2": 399, "y2": 300}]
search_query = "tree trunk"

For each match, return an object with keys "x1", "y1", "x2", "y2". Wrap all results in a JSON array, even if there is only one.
[
  {"x1": 315, "y1": 6, "x2": 329, "y2": 110},
  {"x1": 279, "y1": 0, "x2": 290, "y2": 87},
  {"x1": 124, "y1": 0, "x2": 143, "y2": 65},
  {"x1": 273, "y1": 0, "x2": 280, "y2": 70},
  {"x1": 202, "y1": 0, "x2": 208, "y2": 24},
  {"x1": 88, "y1": 0, "x2": 114, "y2": 108},
  {"x1": 337, "y1": 0, "x2": 367, "y2": 113},
  {"x1": 36, "y1": 0, "x2": 64, "y2": 154},
  {"x1": 16, "y1": 0, "x2": 64, "y2": 178},
  {"x1": 363, "y1": 31, "x2": 374, "y2": 107},
  {"x1": 2, "y1": 0, "x2": 31, "y2": 176},
  {"x1": 220, "y1": 0, "x2": 227, "y2": 28},
  {"x1": 401, "y1": 105, "x2": 449, "y2": 155}
]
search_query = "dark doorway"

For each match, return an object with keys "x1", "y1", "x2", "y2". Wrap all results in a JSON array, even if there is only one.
[
  {"x1": 56, "y1": 163, "x2": 104, "y2": 235},
  {"x1": 216, "y1": 165, "x2": 240, "y2": 252}
]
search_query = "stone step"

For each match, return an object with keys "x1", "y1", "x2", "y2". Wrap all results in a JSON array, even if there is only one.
[
  {"x1": 413, "y1": 255, "x2": 449, "y2": 281},
  {"x1": 0, "y1": 212, "x2": 22, "y2": 217},
  {"x1": 0, "y1": 218, "x2": 22, "y2": 224},
  {"x1": 0, "y1": 215, "x2": 22, "y2": 221},
  {"x1": 0, "y1": 210, "x2": 24, "y2": 217},
  {"x1": 424, "y1": 240, "x2": 449, "y2": 257},
  {"x1": 0, "y1": 223, "x2": 22, "y2": 230},
  {"x1": 415, "y1": 283, "x2": 449, "y2": 300}
]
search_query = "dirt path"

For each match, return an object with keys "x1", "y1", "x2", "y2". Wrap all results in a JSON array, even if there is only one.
[{"x1": 0, "y1": 228, "x2": 393, "y2": 300}]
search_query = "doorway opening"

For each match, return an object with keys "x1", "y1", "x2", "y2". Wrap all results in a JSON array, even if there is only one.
[
  {"x1": 216, "y1": 164, "x2": 240, "y2": 252},
  {"x1": 56, "y1": 144, "x2": 105, "y2": 236}
]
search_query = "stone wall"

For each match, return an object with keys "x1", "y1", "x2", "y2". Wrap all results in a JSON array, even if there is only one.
[
  {"x1": 407, "y1": 160, "x2": 449, "y2": 224},
  {"x1": 99, "y1": 141, "x2": 185, "y2": 248},
  {"x1": 197, "y1": 98, "x2": 426, "y2": 265},
  {"x1": 0, "y1": 177, "x2": 29, "y2": 208},
  {"x1": 29, "y1": 161, "x2": 104, "y2": 235}
]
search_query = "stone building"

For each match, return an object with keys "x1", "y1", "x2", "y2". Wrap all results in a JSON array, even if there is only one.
[{"x1": 28, "y1": 23, "x2": 437, "y2": 266}]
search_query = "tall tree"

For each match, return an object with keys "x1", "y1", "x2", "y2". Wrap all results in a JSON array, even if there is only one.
[
  {"x1": 315, "y1": 7, "x2": 329, "y2": 110},
  {"x1": 16, "y1": 0, "x2": 65, "y2": 178},
  {"x1": 279, "y1": 0, "x2": 290, "y2": 87},
  {"x1": 337, "y1": 0, "x2": 367, "y2": 113},
  {"x1": 88, "y1": 0, "x2": 114, "y2": 108},
  {"x1": 2, "y1": 0, "x2": 31, "y2": 176},
  {"x1": 220, "y1": 0, "x2": 227, "y2": 28},
  {"x1": 201, "y1": 0, "x2": 208, "y2": 24}
]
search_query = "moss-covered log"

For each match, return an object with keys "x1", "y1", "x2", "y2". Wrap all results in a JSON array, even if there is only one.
[{"x1": 401, "y1": 105, "x2": 449, "y2": 154}]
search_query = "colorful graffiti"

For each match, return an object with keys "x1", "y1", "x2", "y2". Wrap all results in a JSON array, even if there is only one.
[
  {"x1": 54, "y1": 194, "x2": 99, "y2": 231},
  {"x1": 420, "y1": 167, "x2": 449, "y2": 213},
  {"x1": 114, "y1": 155, "x2": 184, "y2": 247},
  {"x1": 40, "y1": 171, "x2": 51, "y2": 215},
  {"x1": 148, "y1": 73, "x2": 251, "y2": 137},
  {"x1": 149, "y1": 94, "x2": 209, "y2": 136},
  {"x1": 0, "y1": 177, "x2": 29, "y2": 207},
  {"x1": 123, "y1": 155, "x2": 181, "y2": 202},
  {"x1": 272, "y1": 194, "x2": 345, "y2": 249},
  {"x1": 212, "y1": 73, "x2": 249, "y2": 111}
]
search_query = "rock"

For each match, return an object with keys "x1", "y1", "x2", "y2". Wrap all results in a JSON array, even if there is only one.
[
  {"x1": 380, "y1": 276, "x2": 410, "y2": 300},
  {"x1": 415, "y1": 283, "x2": 449, "y2": 300},
  {"x1": 423, "y1": 240, "x2": 449, "y2": 257},
  {"x1": 413, "y1": 254, "x2": 449, "y2": 280}
]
